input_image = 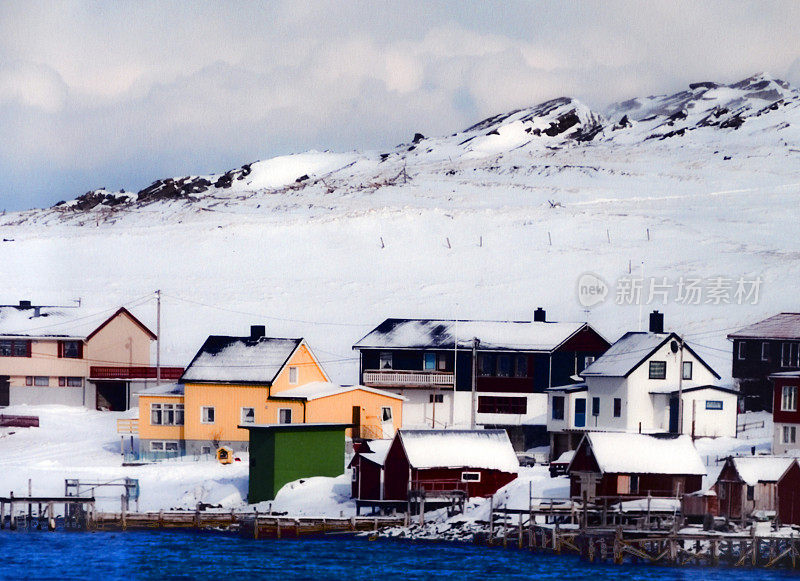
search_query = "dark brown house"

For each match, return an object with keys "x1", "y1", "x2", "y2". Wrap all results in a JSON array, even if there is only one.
[
  {"x1": 350, "y1": 439, "x2": 392, "y2": 501},
  {"x1": 382, "y1": 429, "x2": 519, "y2": 501},
  {"x1": 568, "y1": 432, "x2": 705, "y2": 500},
  {"x1": 728, "y1": 313, "x2": 800, "y2": 411},
  {"x1": 777, "y1": 460, "x2": 800, "y2": 526},
  {"x1": 714, "y1": 456, "x2": 794, "y2": 520}
]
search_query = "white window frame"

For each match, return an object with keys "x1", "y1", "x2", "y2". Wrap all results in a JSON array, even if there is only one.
[
  {"x1": 461, "y1": 471, "x2": 481, "y2": 482},
  {"x1": 151, "y1": 403, "x2": 163, "y2": 425},
  {"x1": 648, "y1": 361, "x2": 666, "y2": 380},
  {"x1": 150, "y1": 440, "x2": 179, "y2": 453},
  {"x1": 762, "y1": 342, "x2": 769, "y2": 362},
  {"x1": 783, "y1": 426, "x2": 797, "y2": 444},
  {"x1": 738, "y1": 341, "x2": 746, "y2": 360},
  {"x1": 66, "y1": 376, "x2": 83, "y2": 387},
  {"x1": 241, "y1": 406, "x2": 256, "y2": 424},
  {"x1": 201, "y1": 406, "x2": 215, "y2": 424},
  {"x1": 782, "y1": 385, "x2": 798, "y2": 412},
  {"x1": 429, "y1": 393, "x2": 444, "y2": 403},
  {"x1": 584, "y1": 356, "x2": 595, "y2": 369},
  {"x1": 379, "y1": 351, "x2": 393, "y2": 370},
  {"x1": 278, "y1": 408, "x2": 292, "y2": 424},
  {"x1": 288, "y1": 366, "x2": 299, "y2": 385},
  {"x1": 423, "y1": 352, "x2": 436, "y2": 370},
  {"x1": 381, "y1": 406, "x2": 392, "y2": 422},
  {"x1": 34, "y1": 376, "x2": 49, "y2": 386}
]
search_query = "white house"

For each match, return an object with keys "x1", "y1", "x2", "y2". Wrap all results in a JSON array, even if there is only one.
[{"x1": 548, "y1": 312, "x2": 737, "y2": 458}]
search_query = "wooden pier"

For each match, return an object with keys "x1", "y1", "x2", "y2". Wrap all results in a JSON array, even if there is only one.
[{"x1": 0, "y1": 493, "x2": 95, "y2": 531}]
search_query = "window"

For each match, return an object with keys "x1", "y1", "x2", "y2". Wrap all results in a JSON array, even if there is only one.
[
  {"x1": 151, "y1": 403, "x2": 163, "y2": 425},
  {"x1": 478, "y1": 354, "x2": 495, "y2": 376},
  {"x1": 437, "y1": 355, "x2": 447, "y2": 371},
  {"x1": 429, "y1": 394, "x2": 444, "y2": 403},
  {"x1": 151, "y1": 441, "x2": 164, "y2": 451},
  {"x1": 59, "y1": 340, "x2": 83, "y2": 359},
  {"x1": 33, "y1": 376, "x2": 49, "y2": 386},
  {"x1": 423, "y1": 352, "x2": 436, "y2": 370},
  {"x1": 782, "y1": 343, "x2": 800, "y2": 368},
  {"x1": 278, "y1": 408, "x2": 292, "y2": 424},
  {"x1": 66, "y1": 377, "x2": 83, "y2": 387},
  {"x1": 351, "y1": 466, "x2": 359, "y2": 482},
  {"x1": 705, "y1": 400, "x2": 723, "y2": 410},
  {"x1": 202, "y1": 406, "x2": 215, "y2": 424},
  {"x1": 782, "y1": 385, "x2": 798, "y2": 412},
  {"x1": 200, "y1": 446, "x2": 212, "y2": 455},
  {"x1": 762, "y1": 342, "x2": 769, "y2": 362},
  {"x1": 649, "y1": 361, "x2": 666, "y2": 380},
  {"x1": 552, "y1": 396, "x2": 565, "y2": 420},
  {"x1": 461, "y1": 472, "x2": 481, "y2": 482},
  {"x1": 478, "y1": 396, "x2": 527, "y2": 414},
  {"x1": 150, "y1": 441, "x2": 179, "y2": 453},
  {"x1": 0, "y1": 339, "x2": 30, "y2": 357},
  {"x1": 746, "y1": 485, "x2": 755, "y2": 501},
  {"x1": 496, "y1": 355, "x2": 512, "y2": 377},
  {"x1": 738, "y1": 341, "x2": 747, "y2": 360},
  {"x1": 379, "y1": 352, "x2": 393, "y2": 370},
  {"x1": 591, "y1": 397, "x2": 600, "y2": 417},
  {"x1": 241, "y1": 407, "x2": 255, "y2": 424},
  {"x1": 613, "y1": 398, "x2": 622, "y2": 418},
  {"x1": 175, "y1": 404, "x2": 184, "y2": 426},
  {"x1": 719, "y1": 484, "x2": 727, "y2": 500},
  {"x1": 584, "y1": 356, "x2": 595, "y2": 370},
  {"x1": 630, "y1": 475, "x2": 639, "y2": 494},
  {"x1": 288, "y1": 366, "x2": 298, "y2": 385},
  {"x1": 682, "y1": 361, "x2": 693, "y2": 380},
  {"x1": 783, "y1": 426, "x2": 797, "y2": 444},
  {"x1": 151, "y1": 403, "x2": 184, "y2": 425},
  {"x1": 381, "y1": 407, "x2": 392, "y2": 422},
  {"x1": 515, "y1": 355, "x2": 528, "y2": 378},
  {"x1": 574, "y1": 398, "x2": 586, "y2": 428},
  {"x1": 617, "y1": 475, "x2": 630, "y2": 494}
]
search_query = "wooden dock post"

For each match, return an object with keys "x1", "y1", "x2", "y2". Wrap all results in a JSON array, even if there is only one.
[
  {"x1": 47, "y1": 502, "x2": 55, "y2": 531},
  {"x1": 0, "y1": 499, "x2": 4, "y2": 530}
]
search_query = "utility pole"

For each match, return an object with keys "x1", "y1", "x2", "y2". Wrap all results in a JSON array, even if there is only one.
[
  {"x1": 156, "y1": 290, "x2": 161, "y2": 383},
  {"x1": 471, "y1": 338, "x2": 480, "y2": 429},
  {"x1": 677, "y1": 336, "x2": 685, "y2": 434}
]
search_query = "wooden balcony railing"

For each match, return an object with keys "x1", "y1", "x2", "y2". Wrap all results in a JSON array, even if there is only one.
[
  {"x1": 411, "y1": 479, "x2": 468, "y2": 495},
  {"x1": 362, "y1": 369, "x2": 454, "y2": 388},
  {"x1": 90, "y1": 366, "x2": 184, "y2": 381}
]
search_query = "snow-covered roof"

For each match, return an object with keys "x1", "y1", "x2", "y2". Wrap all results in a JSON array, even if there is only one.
[
  {"x1": 0, "y1": 304, "x2": 153, "y2": 340},
  {"x1": 546, "y1": 382, "x2": 588, "y2": 393},
  {"x1": 353, "y1": 318, "x2": 593, "y2": 352},
  {"x1": 729, "y1": 313, "x2": 800, "y2": 340},
  {"x1": 648, "y1": 384, "x2": 738, "y2": 395},
  {"x1": 581, "y1": 331, "x2": 719, "y2": 379},
  {"x1": 275, "y1": 381, "x2": 405, "y2": 401},
  {"x1": 135, "y1": 383, "x2": 185, "y2": 397},
  {"x1": 580, "y1": 432, "x2": 706, "y2": 475},
  {"x1": 181, "y1": 336, "x2": 302, "y2": 383},
  {"x1": 398, "y1": 429, "x2": 519, "y2": 472},
  {"x1": 553, "y1": 450, "x2": 575, "y2": 464},
  {"x1": 729, "y1": 456, "x2": 796, "y2": 485},
  {"x1": 360, "y1": 439, "x2": 393, "y2": 466}
]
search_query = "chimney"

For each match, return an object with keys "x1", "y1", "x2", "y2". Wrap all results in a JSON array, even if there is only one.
[
  {"x1": 250, "y1": 325, "x2": 266, "y2": 340},
  {"x1": 649, "y1": 310, "x2": 664, "y2": 334},
  {"x1": 533, "y1": 307, "x2": 546, "y2": 322},
  {"x1": 18, "y1": 300, "x2": 32, "y2": 309}
]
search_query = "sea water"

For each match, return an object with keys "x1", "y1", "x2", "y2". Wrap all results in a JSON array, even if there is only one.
[{"x1": 1, "y1": 530, "x2": 797, "y2": 580}]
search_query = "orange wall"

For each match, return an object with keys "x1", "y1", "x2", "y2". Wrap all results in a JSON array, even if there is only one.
[
  {"x1": 270, "y1": 344, "x2": 328, "y2": 395},
  {"x1": 87, "y1": 312, "x2": 152, "y2": 367},
  {"x1": 306, "y1": 390, "x2": 403, "y2": 437},
  {"x1": 138, "y1": 395, "x2": 185, "y2": 440}
]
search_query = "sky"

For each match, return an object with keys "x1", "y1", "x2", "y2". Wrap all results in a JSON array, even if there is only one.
[{"x1": 1, "y1": 1, "x2": 799, "y2": 211}]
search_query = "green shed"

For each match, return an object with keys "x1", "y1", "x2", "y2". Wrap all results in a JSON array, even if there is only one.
[{"x1": 241, "y1": 423, "x2": 349, "y2": 502}]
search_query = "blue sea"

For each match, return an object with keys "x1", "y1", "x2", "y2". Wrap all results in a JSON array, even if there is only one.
[{"x1": 1, "y1": 530, "x2": 797, "y2": 580}]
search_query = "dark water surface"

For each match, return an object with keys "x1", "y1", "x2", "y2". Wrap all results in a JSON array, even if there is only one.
[{"x1": 1, "y1": 530, "x2": 798, "y2": 580}]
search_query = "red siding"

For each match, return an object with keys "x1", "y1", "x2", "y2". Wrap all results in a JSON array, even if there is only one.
[
  {"x1": 714, "y1": 458, "x2": 744, "y2": 519},
  {"x1": 773, "y1": 377, "x2": 800, "y2": 424},
  {"x1": 557, "y1": 326, "x2": 611, "y2": 353},
  {"x1": 778, "y1": 461, "x2": 800, "y2": 525},
  {"x1": 351, "y1": 456, "x2": 383, "y2": 500},
  {"x1": 383, "y1": 437, "x2": 411, "y2": 501}
]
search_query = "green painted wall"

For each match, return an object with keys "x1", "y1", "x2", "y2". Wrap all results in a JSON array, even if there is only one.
[{"x1": 247, "y1": 425, "x2": 346, "y2": 502}]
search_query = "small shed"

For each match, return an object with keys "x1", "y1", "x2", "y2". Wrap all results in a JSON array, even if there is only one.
[
  {"x1": 241, "y1": 423, "x2": 349, "y2": 503},
  {"x1": 568, "y1": 432, "x2": 705, "y2": 500},
  {"x1": 350, "y1": 439, "x2": 392, "y2": 501},
  {"x1": 714, "y1": 455, "x2": 795, "y2": 520},
  {"x1": 382, "y1": 429, "x2": 519, "y2": 501},
  {"x1": 777, "y1": 460, "x2": 800, "y2": 525}
]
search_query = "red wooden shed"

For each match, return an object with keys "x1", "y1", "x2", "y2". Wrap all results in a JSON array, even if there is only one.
[
  {"x1": 777, "y1": 459, "x2": 800, "y2": 525},
  {"x1": 350, "y1": 439, "x2": 392, "y2": 501},
  {"x1": 382, "y1": 429, "x2": 519, "y2": 501}
]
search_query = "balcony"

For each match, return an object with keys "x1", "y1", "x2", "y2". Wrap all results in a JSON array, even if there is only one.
[
  {"x1": 362, "y1": 369, "x2": 454, "y2": 388},
  {"x1": 90, "y1": 366, "x2": 184, "y2": 381}
]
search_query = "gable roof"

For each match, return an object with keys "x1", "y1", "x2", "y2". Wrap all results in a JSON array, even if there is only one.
[
  {"x1": 581, "y1": 331, "x2": 720, "y2": 379},
  {"x1": 728, "y1": 313, "x2": 800, "y2": 341},
  {"x1": 353, "y1": 318, "x2": 600, "y2": 352},
  {"x1": 272, "y1": 381, "x2": 405, "y2": 402},
  {"x1": 727, "y1": 456, "x2": 796, "y2": 485},
  {"x1": 356, "y1": 439, "x2": 393, "y2": 467},
  {"x1": 180, "y1": 336, "x2": 306, "y2": 384},
  {"x1": 396, "y1": 429, "x2": 519, "y2": 472},
  {"x1": 0, "y1": 304, "x2": 155, "y2": 340},
  {"x1": 86, "y1": 307, "x2": 157, "y2": 340},
  {"x1": 573, "y1": 432, "x2": 706, "y2": 475}
]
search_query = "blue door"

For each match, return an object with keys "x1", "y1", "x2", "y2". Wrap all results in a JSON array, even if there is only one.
[
  {"x1": 669, "y1": 397, "x2": 679, "y2": 433},
  {"x1": 574, "y1": 398, "x2": 586, "y2": 428}
]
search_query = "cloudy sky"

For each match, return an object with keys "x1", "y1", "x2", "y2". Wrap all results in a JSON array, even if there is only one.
[{"x1": 1, "y1": 1, "x2": 799, "y2": 211}]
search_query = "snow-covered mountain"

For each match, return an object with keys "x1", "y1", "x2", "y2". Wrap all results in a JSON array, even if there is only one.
[{"x1": 1, "y1": 74, "x2": 799, "y2": 384}]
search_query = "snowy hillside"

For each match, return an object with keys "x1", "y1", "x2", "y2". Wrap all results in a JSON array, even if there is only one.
[{"x1": 1, "y1": 74, "x2": 799, "y2": 383}]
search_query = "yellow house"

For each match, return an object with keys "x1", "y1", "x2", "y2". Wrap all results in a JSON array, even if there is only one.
[
  {"x1": 0, "y1": 301, "x2": 168, "y2": 410},
  {"x1": 137, "y1": 326, "x2": 404, "y2": 456}
]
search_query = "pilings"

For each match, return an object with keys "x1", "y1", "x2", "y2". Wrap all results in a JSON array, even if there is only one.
[{"x1": 0, "y1": 494, "x2": 95, "y2": 531}]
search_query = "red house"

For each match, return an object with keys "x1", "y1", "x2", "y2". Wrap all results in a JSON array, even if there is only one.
[
  {"x1": 350, "y1": 439, "x2": 392, "y2": 501},
  {"x1": 771, "y1": 371, "x2": 800, "y2": 455},
  {"x1": 382, "y1": 429, "x2": 519, "y2": 501},
  {"x1": 778, "y1": 460, "x2": 800, "y2": 525},
  {"x1": 714, "y1": 455, "x2": 795, "y2": 520},
  {"x1": 568, "y1": 432, "x2": 705, "y2": 500}
]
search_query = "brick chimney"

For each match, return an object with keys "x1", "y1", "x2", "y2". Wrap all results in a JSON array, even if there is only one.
[
  {"x1": 533, "y1": 307, "x2": 546, "y2": 322},
  {"x1": 649, "y1": 310, "x2": 664, "y2": 334}
]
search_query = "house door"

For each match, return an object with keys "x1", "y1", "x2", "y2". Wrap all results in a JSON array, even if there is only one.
[
  {"x1": 574, "y1": 398, "x2": 586, "y2": 428},
  {"x1": 579, "y1": 473, "x2": 598, "y2": 501},
  {"x1": 352, "y1": 406, "x2": 361, "y2": 439},
  {"x1": 0, "y1": 376, "x2": 9, "y2": 407},
  {"x1": 669, "y1": 397, "x2": 679, "y2": 433}
]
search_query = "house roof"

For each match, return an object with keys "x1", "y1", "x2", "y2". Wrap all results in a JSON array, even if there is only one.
[
  {"x1": 180, "y1": 336, "x2": 304, "y2": 384},
  {"x1": 648, "y1": 384, "x2": 739, "y2": 396},
  {"x1": 728, "y1": 313, "x2": 800, "y2": 341},
  {"x1": 273, "y1": 381, "x2": 405, "y2": 402},
  {"x1": 359, "y1": 439, "x2": 393, "y2": 467},
  {"x1": 397, "y1": 429, "x2": 520, "y2": 472},
  {"x1": 135, "y1": 383, "x2": 185, "y2": 397},
  {"x1": 353, "y1": 318, "x2": 599, "y2": 352},
  {"x1": 0, "y1": 304, "x2": 155, "y2": 340},
  {"x1": 574, "y1": 432, "x2": 706, "y2": 475},
  {"x1": 546, "y1": 382, "x2": 588, "y2": 393},
  {"x1": 581, "y1": 331, "x2": 720, "y2": 379},
  {"x1": 727, "y1": 456, "x2": 797, "y2": 486}
]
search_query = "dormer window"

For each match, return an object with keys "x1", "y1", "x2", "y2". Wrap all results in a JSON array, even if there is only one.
[{"x1": 649, "y1": 361, "x2": 666, "y2": 380}]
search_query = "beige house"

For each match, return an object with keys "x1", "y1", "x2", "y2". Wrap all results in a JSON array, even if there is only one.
[{"x1": 0, "y1": 301, "x2": 179, "y2": 410}]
